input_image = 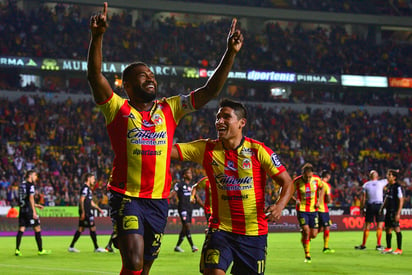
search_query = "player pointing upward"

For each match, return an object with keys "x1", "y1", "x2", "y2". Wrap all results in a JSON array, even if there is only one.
[{"x1": 87, "y1": 2, "x2": 243, "y2": 274}]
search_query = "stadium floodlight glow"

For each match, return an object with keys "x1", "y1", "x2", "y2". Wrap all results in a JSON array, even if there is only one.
[{"x1": 341, "y1": 75, "x2": 388, "y2": 87}]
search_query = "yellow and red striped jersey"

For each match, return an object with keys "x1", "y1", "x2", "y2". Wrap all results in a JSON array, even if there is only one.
[
  {"x1": 98, "y1": 91, "x2": 195, "y2": 198},
  {"x1": 294, "y1": 174, "x2": 323, "y2": 212},
  {"x1": 176, "y1": 137, "x2": 286, "y2": 236},
  {"x1": 318, "y1": 181, "x2": 331, "y2": 213}
]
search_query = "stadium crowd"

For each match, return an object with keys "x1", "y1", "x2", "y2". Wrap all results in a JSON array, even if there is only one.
[
  {"x1": 1, "y1": 2, "x2": 411, "y2": 77},
  {"x1": 167, "y1": 0, "x2": 412, "y2": 16},
  {"x1": 0, "y1": 94, "x2": 411, "y2": 210}
]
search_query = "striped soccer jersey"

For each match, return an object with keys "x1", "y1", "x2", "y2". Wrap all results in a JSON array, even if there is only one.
[
  {"x1": 98, "y1": 91, "x2": 195, "y2": 198},
  {"x1": 294, "y1": 174, "x2": 323, "y2": 212},
  {"x1": 318, "y1": 181, "x2": 331, "y2": 213},
  {"x1": 176, "y1": 137, "x2": 286, "y2": 236}
]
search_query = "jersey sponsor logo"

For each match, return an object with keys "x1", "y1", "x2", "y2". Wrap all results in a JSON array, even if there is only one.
[
  {"x1": 242, "y1": 159, "x2": 251, "y2": 169},
  {"x1": 270, "y1": 153, "x2": 282, "y2": 167},
  {"x1": 221, "y1": 194, "x2": 249, "y2": 201},
  {"x1": 205, "y1": 249, "x2": 220, "y2": 264},
  {"x1": 132, "y1": 149, "x2": 162, "y2": 156},
  {"x1": 180, "y1": 94, "x2": 193, "y2": 111},
  {"x1": 215, "y1": 174, "x2": 253, "y2": 190},
  {"x1": 128, "y1": 127, "x2": 167, "y2": 145},
  {"x1": 123, "y1": 215, "x2": 139, "y2": 230}
]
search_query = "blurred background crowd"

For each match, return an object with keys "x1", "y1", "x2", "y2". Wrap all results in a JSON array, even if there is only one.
[{"x1": 0, "y1": 0, "x2": 411, "y2": 210}]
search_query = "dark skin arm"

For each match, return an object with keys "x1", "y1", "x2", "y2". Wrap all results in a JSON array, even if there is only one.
[
  {"x1": 87, "y1": 2, "x2": 112, "y2": 104},
  {"x1": 192, "y1": 18, "x2": 243, "y2": 109}
]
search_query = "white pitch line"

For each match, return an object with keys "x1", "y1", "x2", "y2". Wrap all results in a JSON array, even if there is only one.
[{"x1": 0, "y1": 264, "x2": 117, "y2": 274}]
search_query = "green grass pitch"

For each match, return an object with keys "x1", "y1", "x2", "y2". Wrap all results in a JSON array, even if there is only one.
[{"x1": 1, "y1": 231, "x2": 411, "y2": 274}]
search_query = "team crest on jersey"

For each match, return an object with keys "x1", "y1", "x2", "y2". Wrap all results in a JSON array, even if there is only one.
[
  {"x1": 225, "y1": 160, "x2": 236, "y2": 171},
  {"x1": 242, "y1": 159, "x2": 251, "y2": 169},
  {"x1": 270, "y1": 153, "x2": 282, "y2": 167},
  {"x1": 152, "y1": 114, "x2": 163, "y2": 125}
]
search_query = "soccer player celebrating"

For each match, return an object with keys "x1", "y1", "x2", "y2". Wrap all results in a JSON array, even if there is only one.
[
  {"x1": 68, "y1": 173, "x2": 106, "y2": 253},
  {"x1": 87, "y1": 3, "x2": 243, "y2": 274},
  {"x1": 381, "y1": 169, "x2": 405, "y2": 255},
  {"x1": 172, "y1": 98, "x2": 294, "y2": 274},
  {"x1": 15, "y1": 170, "x2": 51, "y2": 256},
  {"x1": 293, "y1": 163, "x2": 324, "y2": 263},
  {"x1": 318, "y1": 170, "x2": 335, "y2": 254}
]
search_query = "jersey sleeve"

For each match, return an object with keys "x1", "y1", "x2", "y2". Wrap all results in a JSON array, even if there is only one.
[
  {"x1": 97, "y1": 92, "x2": 126, "y2": 125},
  {"x1": 256, "y1": 143, "x2": 286, "y2": 179},
  {"x1": 165, "y1": 93, "x2": 196, "y2": 124},
  {"x1": 175, "y1": 139, "x2": 207, "y2": 164},
  {"x1": 81, "y1": 186, "x2": 88, "y2": 197}
]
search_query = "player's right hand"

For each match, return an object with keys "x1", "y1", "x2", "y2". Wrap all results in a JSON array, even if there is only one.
[{"x1": 90, "y1": 2, "x2": 108, "y2": 36}]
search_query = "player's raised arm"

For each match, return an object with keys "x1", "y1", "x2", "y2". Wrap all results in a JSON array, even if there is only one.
[
  {"x1": 192, "y1": 18, "x2": 243, "y2": 109},
  {"x1": 87, "y1": 2, "x2": 112, "y2": 104}
]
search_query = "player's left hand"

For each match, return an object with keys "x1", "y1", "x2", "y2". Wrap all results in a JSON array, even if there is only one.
[
  {"x1": 265, "y1": 204, "x2": 283, "y2": 222},
  {"x1": 227, "y1": 18, "x2": 243, "y2": 54}
]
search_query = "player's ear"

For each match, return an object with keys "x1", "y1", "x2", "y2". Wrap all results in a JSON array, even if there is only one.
[{"x1": 239, "y1": 118, "x2": 246, "y2": 129}]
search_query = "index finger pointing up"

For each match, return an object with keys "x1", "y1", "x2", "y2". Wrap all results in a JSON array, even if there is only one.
[
  {"x1": 230, "y1": 18, "x2": 237, "y2": 35},
  {"x1": 103, "y1": 2, "x2": 108, "y2": 17}
]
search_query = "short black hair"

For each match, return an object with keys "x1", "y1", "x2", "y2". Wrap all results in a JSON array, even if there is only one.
[
  {"x1": 122, "y1": 62, "x2": 149, "y2": 83},
  {"x1": 219, "y1": 98, "x2": 247, "y2": 120},
  {"x1": 82, "y1": 173, "x2": 94, "y2": 183},
  {"x1": 388, "y1": 169, "x2": 399, "y2": 179},
  {"x1": 321, "y1": 170, "x2": 330, "y2": 178}
]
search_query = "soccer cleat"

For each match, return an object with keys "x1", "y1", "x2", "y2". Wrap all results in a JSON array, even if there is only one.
[
  {"x1": 304, "y1": 256, "x2": 312, "y2": 263},
  {"x1": 94, "y1": 247, "x2": 107, "y2": 253},
  {"x1": 192, "y1": 245, "x2": 199, "y2": 252},
  {"x1": 354, "y1": 245, "x2": 366, "y2": 250},
  {"x1": 174, "y1": 246, "x2": 184, "y2": 253},
  {"x1": 323, "y1": 248, "x2": 335, "y2": 254},
  {"x1": 392, "y1": 248, "x2": 403, "y2": 255},
  {"x1": 381, "y1": 248, "x2": 393, "y2": 254},
  {"x1": 376, "y1": 245, "x2": 385, "y2": 251},
  {"x1": 68, "y1": 247, "x2": 80, "y2": 253},
  {"x1": 38, "y1": 249, "x2": 51, "y2": 255},
  {"x1": 15, "y1": 249, "x2": 22, "y2": 256},
  {"x1": 105, "y1": 246, "x2": 115, "y2": 253}
]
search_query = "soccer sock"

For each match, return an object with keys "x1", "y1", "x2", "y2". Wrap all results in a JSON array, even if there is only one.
[
  {"x1": 35, "y1": 231, "x2": 43, "y2": 251},
  {"x1": 376, "y1": 228, "x2": 382, "y2": 246},
  {"x1": 90, "y1": 230, "x2": 99, "y2": 249},
  {"x1": 396, "y1": 232, "x2": 402, "y2": 250},
  {"x1": 16, "y1": 230, "x2": 24, "y2": 250},
  {"x1": 186, "y1": 231, "x2": 194, "y2": 247},
  {"x1": 120, "y1": 266, "x2": 142, "y2": 275},
  {"x1": 362, "y1": 229, "x2": 369, "y2": 246},
  {"x1": 70, "y1": 230, "x2": 81, "y2": 247},
  {"x1": 302, "y1": 238, "x2": 310, "y2": 256},
  {"x1": 176, "y1": 232, "x2": 185, "y2": 247},
  {"x1": 386, "y1": 233, "x2": 392, "y2": 249},
  {"x1": 324, "y1": 229, "x2": 330, "y2": 249}
]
